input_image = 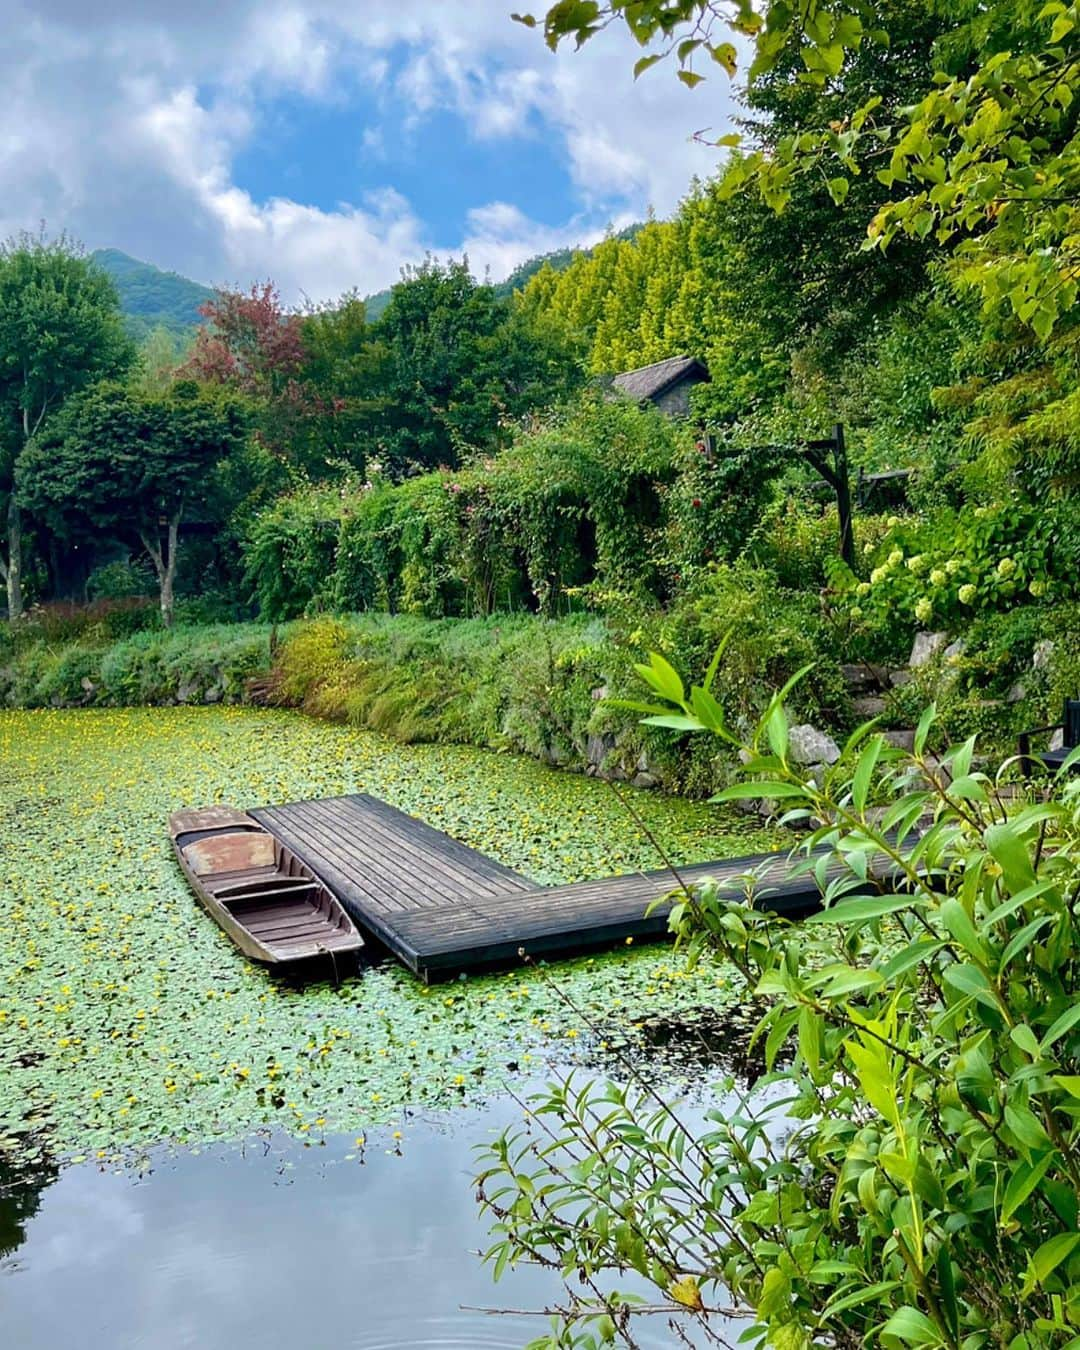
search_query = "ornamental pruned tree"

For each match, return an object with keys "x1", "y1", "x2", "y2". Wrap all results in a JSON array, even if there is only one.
[
  {"x1": 17, "y1": 380, "x2": 248, "y2": 627},
  {"x1": 0, "y1": 232, "x2": 133, "y2": 618}
]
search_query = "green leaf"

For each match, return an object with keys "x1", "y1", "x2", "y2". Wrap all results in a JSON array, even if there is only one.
[
  {"x1": 766, "y1": 702, "x2": 789, "y2": 761},
  {"x1": 804, "y1": 894, "x2": 921, "y2": 925},
  {"x1": 1010, "y1": 1023, "x2": 1042, "y2": 1058},
  {"x1": 913, "y1": 704, "x2": 936, "y2": 755},
  {"x1": 1031, "y1": 1232, "x2": 1080, "y2": 1284},
  {"x1": 711, "y1": 780, "x2": 809, "y2": 800},
  {"x1": 985, "y1": 823, "x2": 1037, "y2": 897},
  {"x1": 846, "y1": 1037, "x2": 898, "y2": 1126},
  {"x1": 939, "y1": 898, "x2": 986, "y2": 960},
  {"x1": 827, "y1": 177, "x2": 850, "y2": 205},
  {"x1": 740, "y1": 1190, "x2": 780, "y2": 1226},
  {"x1": 633, "y1": 652, "x2": 685, "y2": 706},
  {"x1": 641, "y1": 714, "x2": 705, "y2": 732},
  {"x1": 880, "y1": 1305, "x2": 943, "y2": 1344},
  {"x1": 851, "y1": 736, "x2": 884, "y2": 812},
  {"x1": 710, "y1": 42, "x2": 737, "y2": 76},
  {"x1": 943, "y1": 962, "x2": 995, "y2": 1005},
  {"x1": 816, "y1": 966, "x2": 885, "y2": 999},
  {"x1": 820, "y1": 1280, "x2": 901, "y2": 1318},
  {"x1": 1000, "y1": 1151, "x2": 1057, "y2": 1224},
  {"x1": 1041, "y1": 1003, "x2": 1080, "y2": 1052}
]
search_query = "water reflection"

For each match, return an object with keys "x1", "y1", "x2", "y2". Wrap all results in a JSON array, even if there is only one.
[
  {"x1": 0, "y1": 1103, "x2": 685, "y2": 1350},
  {"x1": 0, "y1": 1150, "x2": 58, "y2": 1266}
]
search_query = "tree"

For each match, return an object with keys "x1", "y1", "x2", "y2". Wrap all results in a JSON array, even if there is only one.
[
  {"x1": 181, "y1": 281, "x2": 313, "y2": 477},
  {"x1": 17, "y1": 380, "x2": 248, "y2": 627},
  {"x1": 359, "y1": 258, "x2": 582, "y2": 474},
  {"x1": 519, "y1": 0, "x2": 1080, "y2": 337},
  {"x1": 0, "y1": 232, "x2": 133, "y2": 618}
]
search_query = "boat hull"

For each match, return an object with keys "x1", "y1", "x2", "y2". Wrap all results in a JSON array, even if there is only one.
[{"x1": 169, "y1": 807, "x2": 365, "y2": 966}]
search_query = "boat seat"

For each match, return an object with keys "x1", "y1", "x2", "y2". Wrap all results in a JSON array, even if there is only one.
[{"x1": 184, "y1": 831, "x2": 276, "y2": 877}]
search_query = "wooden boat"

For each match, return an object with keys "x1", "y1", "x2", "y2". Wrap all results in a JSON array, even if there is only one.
[{"x1": 169, "y1": 805, "x2": 365, "y2": 965}]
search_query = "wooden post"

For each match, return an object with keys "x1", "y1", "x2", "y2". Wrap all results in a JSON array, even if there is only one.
[
  {"x1": 801, "y1": 424, "x2": 854, "y2": 570},
  {"x1": 833, "y1": 424, "x2": 855, "y2": 570}
]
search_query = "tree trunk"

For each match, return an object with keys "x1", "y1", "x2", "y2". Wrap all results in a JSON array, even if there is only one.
[
  {"x1": 140, "y1": 515, "x2": 180, "y2": 629},
  {"x1": 6, "y1": 498, "x2": 23, "y2": 620}
]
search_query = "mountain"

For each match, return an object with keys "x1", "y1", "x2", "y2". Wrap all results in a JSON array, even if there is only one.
[
  {"x1": 91, "y1": 248, "x2": 215, "y2": 342},
  {"x1": 361, "y1": 224, "x2": 644, "y2": 322},
  {"x1": 93, "y1": 226, "x2": 645, "y2": 339}
]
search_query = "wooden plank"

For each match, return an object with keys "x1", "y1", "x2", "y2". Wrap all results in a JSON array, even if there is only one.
[
  {"x1": 253, "y1": 806, "x2": 421, "y2": 913},
  {"x1": 354, "y1": 794, "x2": 535, "y2": 890},
  {"x1": 309, "y1": 794, "x2": 533, "y2": 894},
  {"x1": 306, "y1": 797, "x2": 519, "y2": 904}
]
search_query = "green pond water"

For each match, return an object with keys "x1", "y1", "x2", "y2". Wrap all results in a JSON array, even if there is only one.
[{"x1": 0, "y1": 706, "x2": 778, "y2": 1165}]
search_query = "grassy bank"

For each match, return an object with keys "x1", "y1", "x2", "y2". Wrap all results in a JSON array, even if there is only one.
[
  {"x1": 0, "y1": 611, "x2": 729, "y2": 792},
  {"x1": 3, "y1": 600, "x2": 1078, "y2": 796}
]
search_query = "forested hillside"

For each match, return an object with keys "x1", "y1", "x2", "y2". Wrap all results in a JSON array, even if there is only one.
[
  {"x1": 90, "y1": 248, "x2": 214, "y2": 341},
  {"x1": 361, "y1": 222, "x2": 643, "y2": 320}
]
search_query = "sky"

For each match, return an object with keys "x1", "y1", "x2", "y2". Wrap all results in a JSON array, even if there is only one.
[{"x1": 0, "y1": 0, "x2": 741, "y2": 303}]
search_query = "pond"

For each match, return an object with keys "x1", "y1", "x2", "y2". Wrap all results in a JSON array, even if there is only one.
[{"x1": 0, "y1": 708, "x2": 775, "y2": 1346}]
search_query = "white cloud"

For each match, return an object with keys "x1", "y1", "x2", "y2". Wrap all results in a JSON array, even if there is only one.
[{"x1": 0, "y1": 0, "x2": 739, "y2": 302}]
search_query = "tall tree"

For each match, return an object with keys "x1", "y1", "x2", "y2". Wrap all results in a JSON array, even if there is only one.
[
  {"x1": 0, "y1": 233, "x2": 133, "y2": 617},
  {"x1": 362, "y1": 257, "x2": 581, "y2": 474},
  {"x1": 181, "y1": 281, "x2": 311, "y2": 475},
  {"x1": 17, "y1": 380, "x2": 248, "y2": 627}
]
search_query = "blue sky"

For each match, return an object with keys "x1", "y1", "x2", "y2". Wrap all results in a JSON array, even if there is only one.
[
  {"x1": 232, "y1": 83, "x2": 582, "y2": 242},
  {"x1": 0, "y1": 2, "x2": 738, "y2": 302}
]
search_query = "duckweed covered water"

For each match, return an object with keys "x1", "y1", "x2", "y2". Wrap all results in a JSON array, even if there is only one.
[{"x1": 0, "y1": 707, "x2": 777, "y2": 1163}]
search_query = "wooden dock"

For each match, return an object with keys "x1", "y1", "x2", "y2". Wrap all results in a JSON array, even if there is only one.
[{"x1": 250, "y1": 793, "x2": 833, "y2": 980}]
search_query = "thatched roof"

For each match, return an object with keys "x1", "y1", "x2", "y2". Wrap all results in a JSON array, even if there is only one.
[{"x1": 611, "y1": 355, "x2": 710, "y2": 403}]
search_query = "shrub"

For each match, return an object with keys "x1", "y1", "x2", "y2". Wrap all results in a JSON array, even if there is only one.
[
  {"x1": 613, "y1": 562, "x2": 849, "y2": 733},
  {"x1": 835, "y1": 497, "x2": 1079, "y2": 662},
  {"x1": 86, "y1": 558, "x2": 155, "y2": 601},
  {"x1": 478, "y1": 684, "x2": 1080, "y2": 1350},
  {"x1": 243, "y1": 396, "x2": 789, "y2": 623}
]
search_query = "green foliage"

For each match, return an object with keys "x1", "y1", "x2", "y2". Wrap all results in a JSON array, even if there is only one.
[
  {"x1": 0, "y1": 230, "x2": 135, "y2": 615},
  {"x1": 478, "y1": 683, "x2": 1080, "y2": 1349},
  {"x1": 90, "y1": 248, "x2": 214, "y2": 341},
  {"x1": 268, "y1": 613, "x2": 621, "y2": 765},
  {"x1": 0, "y1": 623, "x2": 270, "y2": 708},
  {"x1": 526, "y1": 1, "x2": 1080, "y2": 338},
  {"x1": 19, "y1": 380, "x2": 247, "y2": 540},
  {"x1": 837, "y1": 498, "x2": 1080, "y2": 659},
  {"x1": 614, "y1": 561, "x2": 849, "y2": 732},
  {"x1": 18, "y1": 378, "x2": 249, "y2": 625},
  {"x1": 337, "y1": 257, "x2": 583, "y2": 476},
  {"x1": 245, "y1": 398, "x2": 703, "y2": 621},
  {"x1": 86, "y1": 558, "x2": 157, "y2": 601}
]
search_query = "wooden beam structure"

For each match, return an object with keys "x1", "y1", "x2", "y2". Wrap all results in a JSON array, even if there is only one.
[{"x1": 251, "y1": 793, "x2": 836, "y2": 981}]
